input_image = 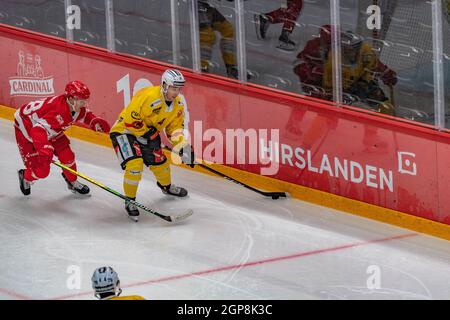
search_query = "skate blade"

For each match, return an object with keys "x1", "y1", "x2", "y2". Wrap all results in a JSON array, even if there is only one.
[
  {"x1": 69, "y1": 190, "x2": 92, "y2": 197},
  {"x1": 254, "y1": 14, "x2": 262, "y2": 40},
  {"x1": 128, "y1": 215, "x2": 139, "y2": 222},
  {"x1": 161, "y1": 191, "x2": 189, "y2": 198},
  {"x1": 276, "y1": 44, "x2": 296, "y2": 52}
]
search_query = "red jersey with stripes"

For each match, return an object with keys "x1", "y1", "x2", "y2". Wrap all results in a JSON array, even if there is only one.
[{"x1": 14, "y1": 95, "x2": 96, "y2": 142}]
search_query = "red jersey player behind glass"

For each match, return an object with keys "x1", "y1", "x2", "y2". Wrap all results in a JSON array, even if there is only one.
[{"x1": 15, "y1": 80, "x2": 110, "y2": 196}]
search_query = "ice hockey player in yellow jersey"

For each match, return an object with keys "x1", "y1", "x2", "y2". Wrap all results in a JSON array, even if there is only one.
[
  {"x1": 91, "y1": 266, "x2": 145, "y2": 300},
  {"x1": 323, "y1": 31, "x2": 397, "y2": 116},
  {"x1": 198, "y1": 0, "x2": 239, "y2": 79},
  {"x1": 110, "y1": 69, "x2": 195, "y2": 222}
]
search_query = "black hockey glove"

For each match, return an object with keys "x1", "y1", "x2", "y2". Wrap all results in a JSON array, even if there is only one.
[{"x1": 142, "y1": 126, "x2": 159, "y2": 141}]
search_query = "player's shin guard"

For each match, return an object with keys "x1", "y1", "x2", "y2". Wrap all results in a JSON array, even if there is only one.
[
  {"x1": 216, "y1": 21, "x2": 236, "y2": 65},
  {"x1": 123, "y1": 158, "x2": 144, "y2": 199},
  {"x1": 150, "y1": 161, "x2": 171, "y2": 186},
  {"x1": 57, "y1": 147, "x2": 78, "y2": 183},
  {"x1": 200, "y1": 26, "x2": 215, "y2": 72}
]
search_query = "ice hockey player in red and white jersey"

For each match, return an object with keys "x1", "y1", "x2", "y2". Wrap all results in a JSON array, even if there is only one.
[
  {"x1": 293, "y1": 24, "x2": 332, "y2": 97},
  {"x1": 14, "y1": 80, "x2": 110, "y2": 196}
]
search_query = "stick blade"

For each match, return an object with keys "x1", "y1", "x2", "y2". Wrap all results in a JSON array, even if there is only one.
[
  {"x1": 168, "y1": 209, "x2": 194, "y2": 223},
  {"x1": 136, "y1": 201, "x2": 193, "y2": 223},
  {"x1": 265, "y1": 192, "x2": 288, "y2": 199}
]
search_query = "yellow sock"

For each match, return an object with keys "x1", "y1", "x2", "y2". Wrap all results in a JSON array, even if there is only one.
[
  {"x1": 150, "y1": 161, "x2": 171, "y2": 186},
  {"x1": 123, "y1": 158, "x2": 144, "y2": 198}
]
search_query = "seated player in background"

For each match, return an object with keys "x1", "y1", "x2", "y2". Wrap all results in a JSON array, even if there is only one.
[
  {"x1": 91, "y1": 266, "x2": 145, "y2": 300},
  {"x1": 285, "y1": 25, "x2": 334, "y2": 138},
  {"x1": 293, "y1": 24, "x2": 332, "y2": 98},
  {"x1": 109, "y1": 69, "x2": 195, "y2": 222},
  {"x1": 322, "y1": 31, "x2": 397, "y2": 115},
  {"x1": 15, "y1": 80, "x2": 110, "y2": 196}
]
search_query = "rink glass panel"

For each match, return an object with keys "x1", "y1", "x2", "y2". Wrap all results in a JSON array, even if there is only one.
[
  {"x1": 344, "y1": 0, "x2": 439, "y2": 125},
  {"x1": 0, "y1": 0, "x2": 66, "y2": 38},
  {"x1": 196, "y1": 0, "x2": 239, "y2": 79},
  {"x1": 113, "y1": 0, "x2": 192, "y2": 68},
  {"x1": 0, "y1": 0, "x2": 448, "y2": 130},
  {"x1": 242, "y1": 0, "x2": 331, "y2": 96},
  {"x1": 69, "y1": 0, "x2": 107, "y2": 48},
  {"x1": 173, "y1": 0, "x2": 194, "y2": 70},
  {"x1": 444, "y1": 0, "x2": 450, "y2": 129}
]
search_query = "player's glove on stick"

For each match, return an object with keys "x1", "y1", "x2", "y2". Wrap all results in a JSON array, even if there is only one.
[
  {"x1": 90, "y1": 117, "x2": 111, "y2": 133},
  {"x1": 30, "y1": 126, "x2": 54, "y2": 163},
  {"x1": 37, "y1": 145, "x2": 54, "y2": 164},
  {"x1": 381, "y1": 68, "x2": 397, "y2": 86},
  {"x1": 177, "y1": 143, "x2": 195, "y2": 168}
]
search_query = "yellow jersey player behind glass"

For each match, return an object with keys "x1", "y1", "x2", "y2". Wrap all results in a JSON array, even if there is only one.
[
  {"x1": 91, "y1": 266, "x2": 145, "y2": 300},
  {"x1": 110, "y1": 69, "x2": 195, "y2": 222}
]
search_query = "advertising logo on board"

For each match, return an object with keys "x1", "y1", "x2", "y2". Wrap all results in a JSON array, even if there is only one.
[
  {"x1": 9, "y1": 51, "x2": 55, "y2": 97},
  {"x1": 397, "y1": 151, "x2": 417, "y2": 176}
]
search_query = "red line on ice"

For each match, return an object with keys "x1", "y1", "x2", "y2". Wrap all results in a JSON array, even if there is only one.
[
  {"x1": 0, "y1": 287, "x2": 33, "y2": 300},
  {"x1": 51, "y1": 232, "x2": 418, "y2": 300}
]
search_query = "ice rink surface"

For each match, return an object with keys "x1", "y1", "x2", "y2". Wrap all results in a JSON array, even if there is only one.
[{"x1": 0, "y1": 118, "x2": 449, "y2": 300}]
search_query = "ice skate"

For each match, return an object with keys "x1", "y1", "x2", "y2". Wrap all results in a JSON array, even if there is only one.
[
  {"x1": 18, "y1": 169, "x2": 31, "y2": 196},
  {"x1": 157, "y1": 182, "x2": 188, "y2": 197},
  {"x1": 62, "y1": 173, "x2": 90, "y2": 195},
  {"x1": 277, "y1": 30, "x2": 296, "y2": 51},
  {"x1": 125, "y1": 200, "x2": 140, "y2": 222},
  {"x1": 255, "y1": 14, "x2": 270, "y2": 39}
]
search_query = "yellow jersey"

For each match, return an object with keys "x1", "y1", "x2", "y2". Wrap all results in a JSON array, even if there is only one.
[
  {"x1": 107, "y1": 295, "x2": 146, "y2": 300},
  {"x1": 111, "y1": 85, "x2": 187, "y2": 146},
  {"x1": 323, "y1": 42, "x2": 378, "y2": 91}
]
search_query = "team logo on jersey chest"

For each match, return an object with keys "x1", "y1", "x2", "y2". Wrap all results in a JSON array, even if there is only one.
[
  {"x1": 131, "y1": 111, "x2": 141, "y2": 120},
  {"x1": 9, "y1": 51, "x2": 55, "y2": 97}
]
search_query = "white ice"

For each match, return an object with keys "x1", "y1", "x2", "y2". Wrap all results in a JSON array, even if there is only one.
[{"x1": 0, "y1": 118, "x2": 449, "y2": 300}]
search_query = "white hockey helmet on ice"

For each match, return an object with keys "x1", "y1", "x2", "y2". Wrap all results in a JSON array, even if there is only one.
[
  {"x1": 161, "y1": 69, "x2": 185, "y2": 93},
  {"x1": 91, "y1": 266, "x2": 122, "y2": 298}
]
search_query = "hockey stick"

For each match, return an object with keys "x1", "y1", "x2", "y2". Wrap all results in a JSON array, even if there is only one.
[
  {"x1": 198, "y1": 163, "x2": 287, "y2": 199},
  {"x1": 388, "y1": 84, "x2": 397, "y2": 117},
  {"x1": 164, "y1": 146, "x2": 287, "y2": 199},
  {"x1": 389, "y1": 85, "x2": 395, "y2": 107},
  {"x1": 51, "y1": 161, "x2": 193, "y2": 223}
]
